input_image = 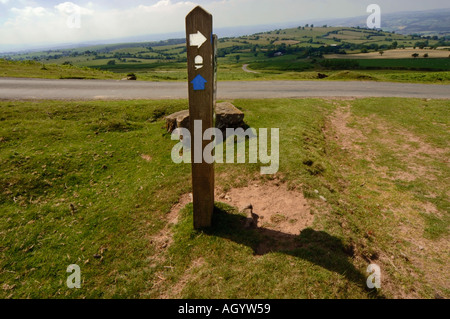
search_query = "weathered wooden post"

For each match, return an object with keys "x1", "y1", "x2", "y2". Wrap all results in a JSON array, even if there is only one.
[{"x1": 186, "y1": 6, "x2": 215, "y2": 229}]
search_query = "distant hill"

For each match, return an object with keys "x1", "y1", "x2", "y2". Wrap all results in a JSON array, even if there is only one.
[
  {"x1": 316, "y1": 8, "x2": 450, "y2": 36},
  {"x1": 2, "y1": 8, "x2": 448, "y2": 54}
]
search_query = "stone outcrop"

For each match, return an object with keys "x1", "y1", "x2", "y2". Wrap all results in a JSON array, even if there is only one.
[
  {"x1": 215, "y1": 102, "x2": 245, "y2": 130},
  {"x1": 165, "y1": 110, "x2": 190, "y2": 133},
  {"x1": 165, "y1": 102, "x2": 245, "y2": 133}
]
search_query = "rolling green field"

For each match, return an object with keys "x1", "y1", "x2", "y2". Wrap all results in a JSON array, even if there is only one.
[
  {"x1": 0, "y1": 98, "x2": 448, "y2": 298},
  {"x1": 2, "y1": 26, "x2": 449, "y2": 83},
  {"x1": 354, "y1": 58, "x2": 450, "y2": 70},
  {"x1": 2, "y1": 58, "x2": 450, "y2": 84}
]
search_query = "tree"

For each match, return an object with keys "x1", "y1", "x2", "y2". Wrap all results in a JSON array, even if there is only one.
[
  {"x1": 412, "y1": 53, "x2": 419, "y2": 58},
  {"x1": 415, "y1": 41, "x2": 428, "y2": 49},
  {"x1": 423, "y1": 53, "x2": 429, "y2": 58},
  {"x1": 107, "y1": 60, "x2": 116, "y2": 65},
  {"x1": 235, "y1": 55, "x2": 240, "y2": 63},
  {"x1": 379, "y1": 50, "x2": 384, "y2": 56}
]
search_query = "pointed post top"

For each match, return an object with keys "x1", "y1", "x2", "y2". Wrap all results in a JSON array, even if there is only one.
[{"x1": 186, "y1": 5, "x2": 212, "y2": 18}]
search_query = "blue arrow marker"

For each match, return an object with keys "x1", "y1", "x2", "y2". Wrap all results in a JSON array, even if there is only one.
[{"x1": 191, "y1": 74, "x2": 207, "y2": 91}]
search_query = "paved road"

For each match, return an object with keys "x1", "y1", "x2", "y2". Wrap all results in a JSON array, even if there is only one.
[{"x1": 0, "y1": 77, "x2": 449, "y2": 100}]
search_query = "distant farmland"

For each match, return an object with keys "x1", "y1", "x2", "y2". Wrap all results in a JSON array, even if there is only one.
[
  {"x1": 325, "y1": 49, "x2": 450, "y2": 59},
  {"x1": 330, "y1": 58, "x2": 450, "y2": 71}
]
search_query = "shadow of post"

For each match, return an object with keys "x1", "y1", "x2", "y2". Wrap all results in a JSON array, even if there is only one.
[{"x1": 202, "y1": 203, "x2": 369, "y2": 290}]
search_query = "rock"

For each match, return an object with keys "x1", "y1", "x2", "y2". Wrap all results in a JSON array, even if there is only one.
[
  {"x1": 165, "y1": 110, "x2": 190, "y2": 133},
  {"x1": 165, "y1": 102, "x2": 245, "y2": 133},
  {"x1": 122, "y1": 74, "x2": 137, "y2": 80},
  {"x1": 319, "y1": 195, "x2": 327, "y2": 202},
  {"x1": 215, "y1": 102, "x2": 245, "y2": 131},
  {"x1": 121, "y1": 75, "x2": 137, "y2": 80}
]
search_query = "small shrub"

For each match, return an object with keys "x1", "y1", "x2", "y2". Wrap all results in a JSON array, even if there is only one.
[{"x1": 126, "y1": 73, "x2": 137, "y2": 80}]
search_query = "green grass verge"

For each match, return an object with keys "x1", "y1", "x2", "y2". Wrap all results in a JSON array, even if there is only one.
[
  {"x1": 0, "y1": 59, "x2": 122, "y2": 80},
  {"x1": 2, "y1": 57, "x2": 450, "y2": 84}
]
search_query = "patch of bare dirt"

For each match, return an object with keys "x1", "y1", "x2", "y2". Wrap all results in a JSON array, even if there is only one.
[
  {"x1": 216, "y1": 178, "x2": 315, "y2": 255},
  {"x1": 150, "y1": 193, "x2": 192, "y2": 255},
  {"x1": 153, "y1": 179, "x2": 316, "y2": 296},
  {"x1": 165, "y1": 257, "x2": 206, "y2": 298},
  {"x1": 140, "y1": 154, "x2": 152, "y2": 162},
  {"x1": 147, "y1": 193, "x2": 192, "y2": 297},
  {"x1": 328, "y1": 103, "x2": 367, "y2": 154},
  {"x1": 357, "y1": 113, "x2": 448, "y2": 183},
  {"x1": 218, "y1": 180, "x2": 313, "y2": 236},
  {"x1": 329, "y1": 104, "x2": 448, "y2": 183},
  {"x1": 326, "y1": 102, "x2": 450, "y2": 298}
]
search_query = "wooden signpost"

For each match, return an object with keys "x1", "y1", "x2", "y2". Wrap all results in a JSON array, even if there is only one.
[{"x1": 186, "y1": 6, "x2": 215, "y2": 229}]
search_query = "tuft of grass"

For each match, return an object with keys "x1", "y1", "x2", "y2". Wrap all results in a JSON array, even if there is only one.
[
  {"x1": 327, "y1": 71, "x2": 379, "y2": 81},
  {"x1": 420, "y1": 213, "x2": 448, "y2": 240}
]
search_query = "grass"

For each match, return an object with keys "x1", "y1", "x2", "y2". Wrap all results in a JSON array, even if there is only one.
[
  {"x1": 0, "y1": 59, "x2": 121, "y2": 80},
  {"x1": 2, "y1": 57, "x2": 450, "y2": 84},
  {"x1": 354, "y1": 58, "x2": 450, "y2": 71},
  {"x1": 0, "y1": 98, "x2": 448, "y2": 298}
]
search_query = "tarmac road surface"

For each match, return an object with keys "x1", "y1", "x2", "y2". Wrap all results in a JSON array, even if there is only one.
[{"x1": 0, "y1": 77, "x2": 449, "y2": 100}]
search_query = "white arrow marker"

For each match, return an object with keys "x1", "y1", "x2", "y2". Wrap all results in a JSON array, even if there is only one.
[{"x1": 189, "y1": 31, "x2": 207, "y2": 49}]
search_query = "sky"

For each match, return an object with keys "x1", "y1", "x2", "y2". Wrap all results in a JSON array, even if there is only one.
[{"x1": 0, "y1": 0, "x2": 449, "y2": 51}]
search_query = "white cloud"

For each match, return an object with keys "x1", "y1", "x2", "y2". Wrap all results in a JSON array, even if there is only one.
[
  {"x1": 0, "y1": 0, "x2": 197, "y2": 47},
  {"x1": 6, "y1": 6, "x2": 54, "y2": 27},
  {"x1": 10, "y1": 6, "x2": 52, "y2": 18},
  {"x1": 0, "y1": 0, "x2": 449, "y2": 50},
  {"x1": 55, "y1": 2, "x2": 94, "y2": 16}
]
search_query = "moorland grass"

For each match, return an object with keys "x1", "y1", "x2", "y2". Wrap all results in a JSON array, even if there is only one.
[{"x1": 0, "y1": 98, "x2": 448, "y2": 298}]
